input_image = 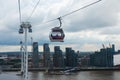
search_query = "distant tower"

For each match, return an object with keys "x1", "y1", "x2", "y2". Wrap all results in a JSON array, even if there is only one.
[
  {"x1": 112, "y1": 44, "x2": 115, "y2": 53},
  {"x1": 32, "y1": 42, "x2": 39, "y2": 68},
  {"x1": 53, "y1": 46, "x2": 64, "y2": 68},
  {"x1": 43, "y1": 43, "x2": 51, "y2": 68}
]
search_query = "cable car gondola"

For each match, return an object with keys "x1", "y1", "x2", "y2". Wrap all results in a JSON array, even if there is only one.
[{"x1": 49, "y1": 17, "x2": 65, "y2": 42}]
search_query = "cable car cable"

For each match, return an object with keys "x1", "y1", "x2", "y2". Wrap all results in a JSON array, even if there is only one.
[
  {"x1": 45, "y1": 0, "x2": 102, "y2": 24},
  {"x1": 18, "y1": 0, "x2": 22, "y2": 24},
  {"x1": 27, "y1": 0, "x2": 41, "y2": 21},
  {"x1": 61, "y1": 0, "x2": 101, "y2": 18}
]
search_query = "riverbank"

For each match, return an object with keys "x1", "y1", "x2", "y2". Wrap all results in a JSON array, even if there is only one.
[{"x1": 1, "y1": 67, "x2": 120, "y2": 72}]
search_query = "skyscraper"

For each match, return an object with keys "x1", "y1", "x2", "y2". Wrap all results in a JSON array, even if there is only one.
[
  {"x1": 65, "y1": 47, "x2": 78, "y2": 67},
  {"x1": 43, "y1": 43, "x2": 51, "y2": 68},
  {"x1": 32, "y1": 42, "x2": 39, "y2": 68},
  {"x1": 90, "y1": 46, "x2": 114, "y2": 67},
  {"x1": 53, "y1": 46, "x2": 64, "y2": 68},
  {"x1": 112, "y1": 44, "x2": 115, "y2": 53}
]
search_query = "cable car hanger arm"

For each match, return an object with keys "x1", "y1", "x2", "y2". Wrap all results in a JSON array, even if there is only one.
[{"x1": 58, "y1": 17, "x2": 62, "y2": 28}]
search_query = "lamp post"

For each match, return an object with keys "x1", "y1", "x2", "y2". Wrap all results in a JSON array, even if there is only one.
[{"x1": 19, "y1": 22, "x2": 32, "y2": 80}]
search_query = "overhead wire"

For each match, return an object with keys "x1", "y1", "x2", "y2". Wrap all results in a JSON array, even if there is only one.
[
  {"x1": 61, "y1": 0, "x2": 101, "y2": 17},
  {"x1": 18, "y1": 0, "x2": 22, "y2": 24},
  {"x1": 26, "y1": 0, "x2": 41, "y2": 44},
  {"x1": 45, "y1": 0, "x2": 102, "y2": 23},
  {"x1": 17, "y1": 0, "x2": 25, "y2": 46},
  {"x1": 27, "y1": 0, "x2": 41, "y2": 21}
]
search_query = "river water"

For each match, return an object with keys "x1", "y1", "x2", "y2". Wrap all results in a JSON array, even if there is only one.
[{"x1": 0, "y1": 71, "x2": 120, "y2": 80}]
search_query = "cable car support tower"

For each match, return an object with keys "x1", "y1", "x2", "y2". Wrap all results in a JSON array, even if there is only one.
[
  {"x1": 19, "y1": 22, "x2": 32, "y2": 80},
  {"x1": 18, "y1": 0, "x2": 32, "y2": 80}
]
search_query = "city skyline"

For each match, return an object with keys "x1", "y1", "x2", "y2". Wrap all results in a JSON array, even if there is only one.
[
  {"x1": 0, "y1": 43, "x2": 120, "y2": 66},
  {"x1": 0, "y1": 43, "x2": 118, "y2": 52},
  {"x1": 0, "y1": 0, "x2": 120, "y2": 51}
]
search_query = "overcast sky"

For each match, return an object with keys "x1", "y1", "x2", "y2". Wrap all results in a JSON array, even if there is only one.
[{"x1": 0, "y1": 0, "x2": 120, "y2": 52}]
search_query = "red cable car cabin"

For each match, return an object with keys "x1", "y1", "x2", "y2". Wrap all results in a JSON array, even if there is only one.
[{"x1": 49, "y1": 27, "x2": 65, "y2": 42}]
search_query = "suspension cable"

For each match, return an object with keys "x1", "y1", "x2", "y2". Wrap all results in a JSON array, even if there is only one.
[
  {"x1": 27, "y1": 0, "x2": 41, "y2": 21},
  {"x1": 62, "y1": 0, "x2": 101, "y2": 17},
  {"x1": 46, "y1": 0, "x2": 102, "y2": 23},
  {"x1": 18, "y1": 0, "x2": 22, "y2": 24}
]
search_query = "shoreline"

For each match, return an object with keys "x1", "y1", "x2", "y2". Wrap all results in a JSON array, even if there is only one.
[{"x1": 1, "y1": 67, "x2": 120, "y2": 72}]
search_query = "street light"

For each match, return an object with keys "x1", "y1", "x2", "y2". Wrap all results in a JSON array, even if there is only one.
[{"x1": 19, "y1": 22, "x2": 32, "y2": 80}]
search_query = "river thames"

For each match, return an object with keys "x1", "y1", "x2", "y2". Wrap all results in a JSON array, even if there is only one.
[{"x1": 0, "y1": 71, "x2": 120, "y2": 80}]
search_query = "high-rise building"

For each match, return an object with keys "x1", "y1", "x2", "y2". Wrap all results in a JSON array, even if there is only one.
[
  {"x1": 43, "y1": 43, "x2": 51, "y2": 68},
  {"x1": 53, "y1": 46, "x2": 64, "y2": 68},
  {"x1": 65, "y1": 47, "x2": 78, "y2": 67},
  {"x1": 90, "y1": 46, "x2": 114, "y2": 67},
  {"x1": 32, "y1": 42, "x2": 39, "y2": 68},
  {"x1": 112, "y1": 44, "x2": 115, "y2": 53},
  {"x1": 65, "y1": 48, "x2": 72, "y2": 67}
]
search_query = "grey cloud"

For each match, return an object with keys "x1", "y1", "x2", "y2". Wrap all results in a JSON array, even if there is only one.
[
  {"x1": 0, "y1": 32, "x2": 20, "y2": 45},
  {"x1": 0, "y1": 0, "x2": 120, "y2": 46},
  {"x1": 64, "y1": 0, "x2": 120, "y2": 32},
  {"x1": 99, "y1": 26, "x2": 120, "y2": 35}
]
